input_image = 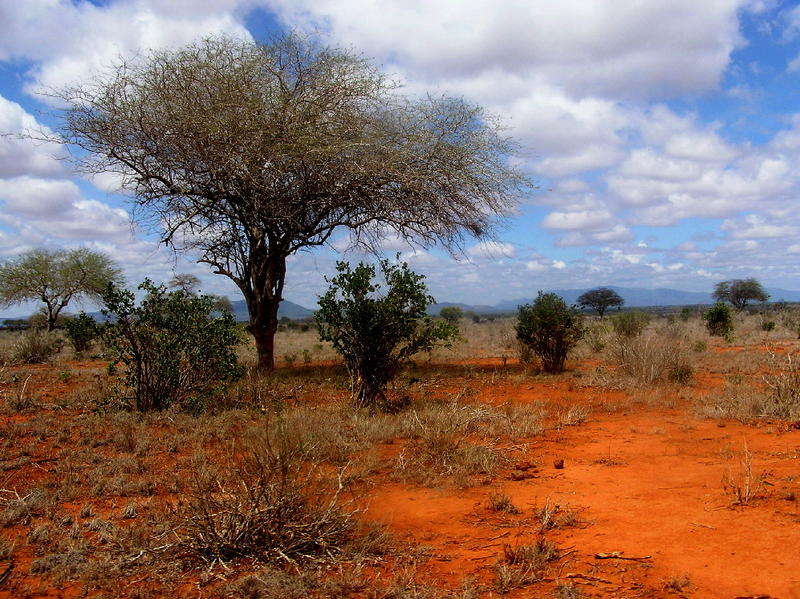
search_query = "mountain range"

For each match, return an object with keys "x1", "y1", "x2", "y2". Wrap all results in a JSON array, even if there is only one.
[{"x1": 259, "y1": 285, "x2": 800, "y2": 319}]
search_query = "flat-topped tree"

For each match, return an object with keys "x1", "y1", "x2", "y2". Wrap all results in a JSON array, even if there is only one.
[
  {"x1": 54, "y1": 34, "x2": 532, "y2": 370},
  {"x1": 576, "y1": 287, "x2": 624, "y2": 319},
  {"x1": 713, "y1": 278, "x2": 769, "y2": 310},
  {"x1": 0, "y1": 248, "x2": 122, "y2": 331}
]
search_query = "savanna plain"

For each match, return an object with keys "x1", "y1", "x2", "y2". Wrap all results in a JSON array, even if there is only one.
[{"x1": 1, "y1": 310, "x2": 799, "y2": 599}]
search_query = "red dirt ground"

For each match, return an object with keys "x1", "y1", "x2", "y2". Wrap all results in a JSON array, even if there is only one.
[{"x1": 1, "y1": 348, "x2": 799, "y2": 598}]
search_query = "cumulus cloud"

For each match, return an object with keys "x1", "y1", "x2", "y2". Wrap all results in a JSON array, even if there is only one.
[
  {"x1": 0, "y1": 176, "x2": 130, "y2": 242},
  {"x1": 467, "y1": 241, "x2": 516, "y2": 259},
  {"x1": 271, "y1": 0, "x2": 746, "y2": 99},
  {"x1": 0, "y1": 0, "x2": 252, "y2": 98},
  {"x1": 0, "y1": 95, "x2": 66, "y2": 178}
]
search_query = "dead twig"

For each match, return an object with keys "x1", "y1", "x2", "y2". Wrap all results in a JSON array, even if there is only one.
[{"x1": 595, "y1": 551, "x2": 651, "y2": 561}]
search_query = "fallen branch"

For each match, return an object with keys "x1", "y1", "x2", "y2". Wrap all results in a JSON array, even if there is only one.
[{"x1": 595, "y1": 551, "x2": 651, "y2": 561}]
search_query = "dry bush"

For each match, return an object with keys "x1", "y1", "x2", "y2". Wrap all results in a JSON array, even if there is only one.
[
  {"x1": 11, "y1": 329, "x2": 64, "y2": 364},
  {"x1": 487, "y1": 492, "x2": 521, "y2": 514},
  {"x1": 696, "y1": 353, "x2": 800, "y2": 421},
  {"x1": 169, "y1": 426, "x2": 357, "y2": 565},
  {"x1": 721, "y1": 442, "x2": 766, "y2": 506},
  {"x1": 609, "y1": 331, "x2": 692, "y2": 387},
  {"x1": 533, "y1": 499, "x2": 581, "y2": 532}
]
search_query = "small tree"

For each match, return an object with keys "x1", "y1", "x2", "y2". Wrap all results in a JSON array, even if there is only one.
[
  {"x1": 64, "y1": 312, "x2": 100, "y2": 353},
  {"x1": 102, "y1": 280, "x2": 243, "y2": 412},
  {"x1": 439, "y1": 306, "x2": 464, "y2": 326},
  {"x1": 713, "y1": 278, "x2": 769, "y2": 310},
  {"x1": 576, "y1": 287, "x2": 624, "y2": 319},
  {"x1": 0, "y1": 248, "x2": 122, "y2": 331},
  {"x1": 516, "y1": 292, "x2": 585, "y2": 373},
  {"x1": 316, "y1": 260, "x2": 458, "y2": 410},
  {"x1": 703, "y1": 302, "x2": 734, "y2": 338}
]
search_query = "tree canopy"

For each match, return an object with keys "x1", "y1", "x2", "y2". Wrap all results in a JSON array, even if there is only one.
[
  {"x1": 712, "y1": 278, "x2": 769, "y2": 310},
  {"x1": 0, "y1": 248, "x2": 122, "y2": 330},
  {"x1": 54, "y1": 34, "x2": 533, "y2": 370},
  {"x1": 576, "y1": 287, "x2": 624, "y2": 319}
]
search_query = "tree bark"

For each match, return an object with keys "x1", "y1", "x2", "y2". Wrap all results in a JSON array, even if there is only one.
[{"x1": 244, "y1": 250, "x2": 286, "y2": 372}]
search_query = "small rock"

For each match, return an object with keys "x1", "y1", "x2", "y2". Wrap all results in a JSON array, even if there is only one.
[
  {"x1": 514, "y1": 461, "x2": 533, "y2": 471},
  {"x1": 553, "y1": 459, "x2": 565, "y2": 469}
]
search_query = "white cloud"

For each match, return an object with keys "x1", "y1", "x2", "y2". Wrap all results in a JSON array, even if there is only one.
[
  {"x1": 0, "y1": 95, "x2": 66, "y2": 178},
  {"x1": 272, "y1": 0, "x2": 746, "y2": 100},
  {"x1": 467, "y1": 241, "x2": 516, "y2": 259},
  {"x1": 0, "y1": 1, "x2": 252, "y2": 99},
  {"x1": 0, "y1": 176, "x2": 130, "y2": 241}
]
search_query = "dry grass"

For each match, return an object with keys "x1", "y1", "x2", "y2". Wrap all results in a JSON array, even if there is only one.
[
  {"x1": 721, "y1": 442, "x2": 766, "y2": 506},
  {"x1": 696, "y1": 352, "x2": 800, "y2": 421},
  {"x1": 494, "y1": 537, "x2": 561, "y2": 592}
]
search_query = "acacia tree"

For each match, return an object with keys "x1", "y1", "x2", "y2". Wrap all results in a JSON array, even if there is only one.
[
  {"x1": 53, "y1": 35, "x2": 531, "y2": 370},
  {"x1": 713, "y1": 278, "x2": 769, "y2": 310},
  {"x1": 0, "y1": 248, "x2": 122, "y2": 330},
  {"x1": 576, "y1": 287, "x2": 624, "y2": 319}
]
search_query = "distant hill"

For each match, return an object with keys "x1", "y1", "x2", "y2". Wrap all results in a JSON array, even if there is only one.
[{"x1": 230, "y1": 299, "x2": 314, "y2": 321}]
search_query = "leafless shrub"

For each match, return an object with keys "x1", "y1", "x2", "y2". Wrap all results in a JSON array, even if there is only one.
[
  {"x1": 555, "y1": 582, "x2": 581, "y2": 599},
  {"x1": 0, "y1": 536, "x2": 13, "y2": 560},
  {"x1": 11, "y1": 329, "x2": 64, "y2": 364},
  {"x1": 722, "y1": 442, "x2": 765, "y2": 506},
  {"x1": 664, "y1": 573, "x2": 691, "y2": 592},
  {"x1": 556, "y1": 404, "x2": 589, "y2": 428},
  {"x1": 696, "y1": 353, "x2": 800, "y2": 421},
  {"x1": 168, "y1": 426, "x2": 357, "y2": 565},
  {"x1": 0, "y1": 488, "x2": 51, "y2": 527},
  {"x1": 610, "y1": 332, "x2": 692, "y2": 387}
]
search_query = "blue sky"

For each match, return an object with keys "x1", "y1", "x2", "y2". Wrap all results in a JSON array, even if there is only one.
[{"x1": 1, "y1": 0, "x2": 800, "y2": 315}]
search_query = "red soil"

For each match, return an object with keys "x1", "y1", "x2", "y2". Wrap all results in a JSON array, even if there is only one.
[{"x1": 2, "y1": 354, "x2": 800, "y2": 598}]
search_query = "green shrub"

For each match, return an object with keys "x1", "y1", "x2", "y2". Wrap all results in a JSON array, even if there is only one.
[
  {"x1": 761, "y1": 320, "x2": 776, "y2": 332},
  {"x1": 515, "y1": 292, "x2": 584, "y2": 373},
  {"x1": 101, "y1": 280, "x2": 243, "y2": 412},
  {"x1": 12, "y1": 328, "x2": 63, "y2": 364},
  {"x1": 610, "y1": 310, "x2": 650, "y2": 337},
  {"x1": 316, "y1": 259, "x2": 457, "y2": 410},
  {"x1": 703, "y1": 302, "x2": 733, "y2": 337},
  {"x1": 63, "y1": 312, "x2": 99, "y2": 353}
]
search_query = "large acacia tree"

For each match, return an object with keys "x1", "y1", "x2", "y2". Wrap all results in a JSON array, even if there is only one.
[{"x1": 55, "y1": 35, "x2": 532, "y2": 370}]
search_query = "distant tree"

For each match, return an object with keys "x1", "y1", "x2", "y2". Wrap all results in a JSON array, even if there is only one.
[
  {"x1": 439, "y1": 306, "x2": 464, "y2": 325},
  {"x1": 316, "y1": 259, "x2": 458, "y2": 410},
  {"x1": 712, "y1": 278, "x2": 769, "y2": 310},
  {"x1": 0, "y1": 248, "x2": 122, "y2": 331},
  {"x1": 516, "y1": 292, "x2": 585, "y2": 373},
  {"x1": 576, "y1": 287, "x2": 624, "y2": 319},
  {"x1": 168, "y1": 273, "x2": 201, "y2": 295}
]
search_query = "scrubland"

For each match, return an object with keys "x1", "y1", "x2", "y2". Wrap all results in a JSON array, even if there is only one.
[{"x1": 1, "y1": 308, "x2": 799, "y2": 598}]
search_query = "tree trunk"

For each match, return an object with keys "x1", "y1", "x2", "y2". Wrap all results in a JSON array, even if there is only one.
[
  {"x1": 249, "y1": 299, "x2": 280, "y2": 371},
  {"x1": 244, "y1": 250, "x2": 287, "y2": 372}
]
